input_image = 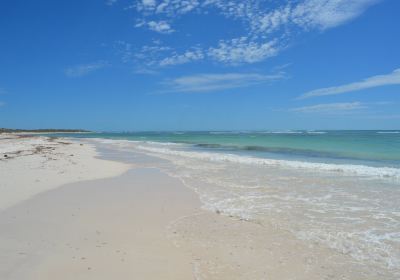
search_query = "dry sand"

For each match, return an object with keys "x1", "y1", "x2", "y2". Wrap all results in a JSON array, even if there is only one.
[
  {"x1": 0, "y1": 134, "x2": 129, "y2": 210},
  {"x1": 0, "y1": 135, "x2": 386, "y2": 279}
]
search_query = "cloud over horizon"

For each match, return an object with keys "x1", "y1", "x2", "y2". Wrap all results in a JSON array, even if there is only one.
[
  {"x1": 291, "y1": 102, "x2": 367, "y2": 113},
  {"x1": 299, "y1": 68, "x2": 400, "y2": 99}
]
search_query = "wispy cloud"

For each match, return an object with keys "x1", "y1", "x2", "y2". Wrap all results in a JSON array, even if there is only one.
[
  {"x1": 0, "y1": 101, "x2": 5, "y2": 107},
  {"x1": 159, "y1": 48, "x2": 204, "y2": 66},
  {"x1": 164, "y1": 72, "x2": 286, "y2": 93},
  {"x1": 148, "y1": 21, "x2": 174, "y2": 33},
  {"x1": 115, "y1": 40, "x2": 173, "y2": 66},
  {"x1": 208, "y1": 37, "x2": 280, "y2": 65},
  {"x1": 129, "y1": 0, "x2": 379, "y2": 67},
  {"x1": 291, "y1": 102, "x2": 367, "y2": 113},
  {"x1": 136, "y1": 20, "x2": 174, "y2": 34},
  {"x1": 65, "y1": 61, "x2": 109, "y2": 77},
  {"x1": 134, "y1": 38, "x2": 281, "y2": 67},
  {"x1": 137, "y1": 0, "x2": 197, "y2": 15},
  {"x1": 299, "y1": 68, "x2": 400, "y2": 99},
  {"x1": 289, "y1": 0, "x2": 379, "y2": 30}
]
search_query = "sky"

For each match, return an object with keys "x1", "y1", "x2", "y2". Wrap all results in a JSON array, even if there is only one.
[{"x1": 0, "y1": 0, "x2": 399, "y2": 131}]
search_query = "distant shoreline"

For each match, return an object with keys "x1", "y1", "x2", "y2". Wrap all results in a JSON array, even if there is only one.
[{"x1": 0, "y1": 128, "x2": 92, "y2": 134}]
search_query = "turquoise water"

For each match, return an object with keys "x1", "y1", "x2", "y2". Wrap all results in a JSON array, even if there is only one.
[{"x1": 52, "y1": 130, "x2": 400, "y2": 168}]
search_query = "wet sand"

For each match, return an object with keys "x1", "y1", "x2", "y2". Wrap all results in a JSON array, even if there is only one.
[{"x1": 0, "y1": 167, "x2": 202, "y2": 279}]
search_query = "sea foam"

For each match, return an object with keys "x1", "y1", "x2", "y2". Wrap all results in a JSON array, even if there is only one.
[{"x1": 133, "y1": 143, "x2": 400, "y2": 181}]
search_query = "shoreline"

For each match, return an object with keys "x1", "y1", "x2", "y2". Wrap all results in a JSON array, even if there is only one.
[
  {"x1": 0, "y1": 135, "x2": 397, "y2": 279},
  {"x1": 88, "y1": 137, "x2": 398, "y2": 279}
]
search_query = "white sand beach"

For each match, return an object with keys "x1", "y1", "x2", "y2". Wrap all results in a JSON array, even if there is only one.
[
  {"x1": 0, "y1": 135, "x2": 395, "y2": 279},
  {"x1": 2, "y1": 0, "x2": 398, "y2": 278},
  {"x1": 0, "y1": 134, "x2": 129, "y2": 211}
]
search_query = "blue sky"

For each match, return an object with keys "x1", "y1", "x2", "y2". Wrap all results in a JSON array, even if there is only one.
[{"x1": 0, "y1": 0, "x2": 399, "y2": 131}]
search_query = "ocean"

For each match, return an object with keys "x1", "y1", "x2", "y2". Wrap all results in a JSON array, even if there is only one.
[{"x1": 54, "y1": 130, "x2": 400, "y2": 276}]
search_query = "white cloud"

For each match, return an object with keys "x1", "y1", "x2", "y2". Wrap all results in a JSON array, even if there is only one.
[
  {"x1": 129, "y1": 42, "x2": 172, "y2": 66},
  {"x1": 253, "y1": 5, "x2": 292, "y2": 34},
  {"x1": 65, "y1": 61, "x2": 109, "y2": 77},
  {"x1": 247, "y1": 0, "x2": 379, "y2": 36},
  {"x1": 165, "y1": 72, "x2": 285, "y2": 93},
  {"x1": 299, "y1": 68, "x2": 400, "y2": 99},
  {"x1": 140, "y1": 0, "x2": 199, "y2": 15},
  {"x1": 291, "y1": 0, "x2": 379, "y2": 30},
  {"x1": 291, "y1": 102, "x2": 367, "y2": 113},
  {"x1": 142, "y1": 0, "x2": 156, "y2": 8},
  {"x1": 159, "y1": 48, "x2": 204, "y2": 66},
  {"x1": 129, "y1": 0, "x2": 379, "y2": 67},
  {"x1": 208, "y1": 37, "x2": 280, "y2": 64},
  {"x1": 146, "y1": 20, "x2": 174, "y2": 34},
  {"x1": 139, "y1": 37, "x2": 281, "y2": 67}
]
